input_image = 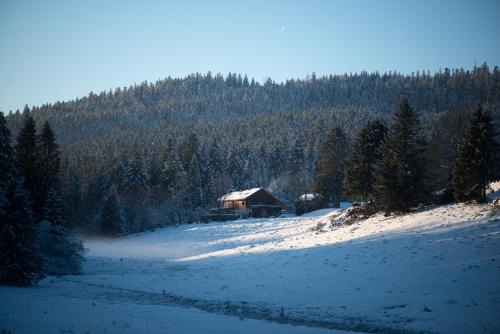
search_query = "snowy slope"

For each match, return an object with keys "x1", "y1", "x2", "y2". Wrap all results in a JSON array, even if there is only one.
[{"x1": 1, "y1": 203, "x2": 499, "y2": 333}]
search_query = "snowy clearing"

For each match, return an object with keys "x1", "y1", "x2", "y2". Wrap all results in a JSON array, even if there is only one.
[{"x1": 1, "y1": 203, "x2": 500, "y2": 333}]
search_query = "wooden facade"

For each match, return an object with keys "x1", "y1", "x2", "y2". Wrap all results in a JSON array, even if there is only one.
[{"x1": 223, "y1": 200, "x2": 247, "y2": 210}]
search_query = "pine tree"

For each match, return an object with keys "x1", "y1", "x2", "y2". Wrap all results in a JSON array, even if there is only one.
[
  {"x1": 343, "y1": 120, "x2": 387, "y2": 202},
  {"x1": 0, "y1": 113, "x2": 43, "y2": 285},
  {"x1": 313, "y1": 127, "x2": 348, "y2": 207},
  {"x1": 160, "y1": 140, "x2": 189, "y2": 224},
  {"x1": 206, "y1": 140, "x2": 228, "y2": 201},
  {"x1": 374, "y1": 98, "x2": 427, "y2": 213},
  {"x1": 38, "y1": 185, "x2": 84, "y2": 275},
  {"x1": 120, "y1": 153, "x2": 149, "y2": 232},
  {"x1": 36, "y1": 121, "x2": 60, "y2": 188},
  {"x1": 0, "y1": 113, "x2": 16, "y2": 210},
  {"x1": 268, "y1": 140, "x2": 286, "y2": 180},
  {"x1": 65, "y1": 169, "x2": 84, "y2": 228},
  {"x1": 100, "y1": 192, "x2": 122, "y2": 236},
  {"x1": 186, "y1": 152, "x2": 202, "y2": 209},
  {"x1": 15, "y1": 109, "x2": 37, "y2": 201},
  {"x1": 147, "y1": 153, "x2": 162, "y2": 189},
  {"x1": 285, "y1": 137, "x2": 307, "y2": 199},
  {"x1": 200, "y1": 147, "x2": 216, "y2": 207},
  {"x1": 82, "y1": 163, "x2": 107, "y2": 231},
  {"x1": 179, "y1": 134, "x2": 199, "y2": 170},
  {"x1": 224, "y1": 147, "x2": 243, "y2": 189},
  {"x1": 424, "y1": 108, "x2": 470, "y2": 203},
  {"x1": 0, "y1": 182, "x2": 44, "y2": 286},
  {"x1": 160, "y1": 140, "x2": 178, "y2": 191},
  {"x1": 452, "y1": 104, "x2": 498, "y2": 202},
  {"x1": 33, "y1": 121, "x2": 61, "y2": 220}
]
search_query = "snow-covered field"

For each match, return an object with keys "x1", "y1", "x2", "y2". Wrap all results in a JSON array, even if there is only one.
[{"x1": 1, "y1": 203, "x2": 500, "y2": 333}]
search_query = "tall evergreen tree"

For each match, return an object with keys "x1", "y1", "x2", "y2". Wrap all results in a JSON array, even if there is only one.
[
  {"x1": 343, "y1": 120, "x2": 387, "y2": 202},
  {"x1": 100, "y1": 192, "x2": 122, "y2": 236},
  {"x1": 0, "y1": 183, "x2": 44, "y2": 286},
  {"x1": 0, "y1": 113, "x2": 43, "y2": 285},
  {"x1": 160, "y1": 140, "x2": 179, "y2": 191},
  {"x1": 0, "y1": 113, "x2": 16, "y2": 210},
  {"x1": 374, "y1": 98, "x2": 426, "y2": 213},
  {"x1": 425, "y1": 108, "x2": 470, "y2": 202},
  {"x1": 147, "y1": 153, "x2": 162, "y2": 189},
  {"x1": 452, "y1": 104, "x2": 498, "y2": 202},
  {"x1": 186, "y1": 152, "x2": 202, "y2": 209},
  {"x1": 65, "y1": 169, "x2": 84, "y2": 228},
  {"x1": 160, "y1": 140, "x2": 189, "y2": 224},
  {"x1": 224, "y1": 147, "x2": 243, "y2": 189},
  {"x1": 34, "y1": 121, "x2": 61, "y2": 220},
  {"x1": 206, "y1": 140, "x2": 229, "y2": 201},
  {"x1": 313, "y1": 127, "x2": 348, "y2": 207},
  {"x1": 286, "y1": 137, "x2": 307, "y2": 198},
  {"x1": 120, "y1": 153, "x2": 149, "y2": 232},
  {"x1": 179, "y1": 134, "x2": 199, "y2": 169},
  {"x1": 15, "y1": 110, "x2": 37, "y2": 200},
  {"x1": 199, "y1": 149, "x2": 215, "y2": 207}
]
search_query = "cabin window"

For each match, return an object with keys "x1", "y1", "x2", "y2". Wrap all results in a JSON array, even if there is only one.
[{"x1": 241, "y1": 201, "x2": 246, "y2": 207}]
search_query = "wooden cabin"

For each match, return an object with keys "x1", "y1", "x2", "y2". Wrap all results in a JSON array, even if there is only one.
[{"x1": 218, "y1": 187, "x2": 285, "y2": 218}]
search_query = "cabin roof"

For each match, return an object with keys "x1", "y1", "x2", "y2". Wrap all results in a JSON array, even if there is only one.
[
  {"x1": 219, "y1": 187, "x2": 263, "y2": 201},
  {"x1": 298, "y1": 193, "x2": 317, "y2": 201}
]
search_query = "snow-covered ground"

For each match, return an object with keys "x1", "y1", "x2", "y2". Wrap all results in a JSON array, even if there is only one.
[{"x1": 1, "y1": 203, "x2": 500, "y2": 333}]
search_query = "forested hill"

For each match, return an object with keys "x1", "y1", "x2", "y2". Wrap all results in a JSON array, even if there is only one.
[
  {"x1": 6, "y1": 64, "x2": 500, "y2": 143},
  {"x1": 5, "y1": 64, "x2": 500, "y2": 233}
]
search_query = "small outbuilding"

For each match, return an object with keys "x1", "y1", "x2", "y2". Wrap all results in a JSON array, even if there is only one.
[{"x1": 294, "y1": 193, "x2": 327, "y2": 215}]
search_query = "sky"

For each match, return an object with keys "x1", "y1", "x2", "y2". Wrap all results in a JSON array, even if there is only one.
[{"x1": 1, "y1": 0, "x2": 499, "y2": 112}]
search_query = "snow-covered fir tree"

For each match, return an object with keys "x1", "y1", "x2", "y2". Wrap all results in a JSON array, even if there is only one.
[
  {"x1": 453, "y1": 104, "x2": 498, "y2": 202},
  {"x1": 14, "y1": 108, "x2": 38, "y2": 213},
  {"x1": 100, "y1": 191, "x2": 122, "y2": 236},
  {"x1": 374, "y1": 98, "x2": 427, "y2": 213},
  {"x1": 34, "y1": 121, "x2": 61, "y2": 221},
  {"x1": 0, "y1": 112, "x2": 44, "y2": 285},
  {"x1": 0, "y1": 113, "x2": 16, "y2": 210},
  {"x1": 313, "y1": 127, "x2": 348, "y2": 208},
  {"x1": 343, "y1": 120, "x2": 387, "y2": 202}
]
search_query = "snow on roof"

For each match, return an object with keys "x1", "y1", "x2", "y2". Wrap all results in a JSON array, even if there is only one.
[
  {"x1": 488, "y1": 180, "x2": 500, "y2": 193},
  {"x1": 219, "y1": 188, "x2": 262, "y2": 201},
  {"x1": 487, "y1": 180, "x2": 500, "y2": 200},
  {"x1": 298, "y1": 193, "x2": 316, "y2": 201}
]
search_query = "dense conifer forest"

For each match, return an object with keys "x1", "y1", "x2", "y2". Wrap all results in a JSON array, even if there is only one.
[{"x1": 3, "y1": 63, "x2": 499, "y2": 234}]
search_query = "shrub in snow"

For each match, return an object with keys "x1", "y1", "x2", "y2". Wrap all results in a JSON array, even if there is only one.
[
  {"x1": 341, "y1": 204, "x2": 378, "y2": 225},
  {"x1": 37, "y1": 188, "x2": 84, "y2": 276},
  {"x1": 37, "y1": 220, "x2": 84, "y2": 276}
]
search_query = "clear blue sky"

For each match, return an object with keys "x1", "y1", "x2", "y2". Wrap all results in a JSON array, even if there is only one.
[{"x1": 1, "y1": 0, "x2": 499, "y2": 112}]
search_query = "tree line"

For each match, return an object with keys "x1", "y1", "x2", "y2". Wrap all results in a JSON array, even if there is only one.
[
  {"x1": 317, "y1": 99, "x2": 498, "y2": 214},
  {"x1": 0, "y1": 113, "x2": 83, "y2": 286}
]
